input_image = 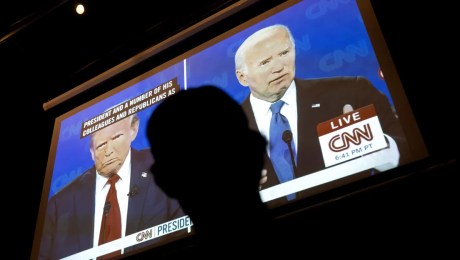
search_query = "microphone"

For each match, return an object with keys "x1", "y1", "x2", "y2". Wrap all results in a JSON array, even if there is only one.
[
  {"x1": 103, "y1": 201, "x2": 111, "y2": 215},
  {"x1": 127, "y1": 185, "x2": 139, "y2": 197},
  {"x1": 282, "y1": 130, "x2": 297, "y2": 176}
]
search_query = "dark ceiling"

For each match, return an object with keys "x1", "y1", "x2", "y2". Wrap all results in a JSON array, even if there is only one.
[{"x1": 2, "y1": 0, "x2": 253, "y2": 102}]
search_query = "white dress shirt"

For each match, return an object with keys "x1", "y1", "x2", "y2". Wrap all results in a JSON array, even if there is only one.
[{"x1": 249, "y1": 80, "x2": 298, "y2": 158}]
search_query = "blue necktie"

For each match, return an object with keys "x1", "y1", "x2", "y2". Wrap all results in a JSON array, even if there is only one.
[{"x1": 269, "y1": 101, "x2": 296, "y2": 200}]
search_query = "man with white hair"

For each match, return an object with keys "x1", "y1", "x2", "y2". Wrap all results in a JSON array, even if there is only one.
[{"x1": 236, "y1": 24, "x2": 407, "y2": 207}]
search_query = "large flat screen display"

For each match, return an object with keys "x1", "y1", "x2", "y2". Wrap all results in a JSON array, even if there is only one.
[{"x1": 32, "y1": 0, "x2": 428, "y2": 259}]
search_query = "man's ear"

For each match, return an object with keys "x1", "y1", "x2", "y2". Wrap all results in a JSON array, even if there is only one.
[
  {"x1": 236, "y1": 70, "x2": 249, "y2": 87},
  {"x1": 90, "y1": 147, "x2": 95, "y2": 161},
  {"x1": 130, "y1": 117, "x2": 140, "y2": 141}
]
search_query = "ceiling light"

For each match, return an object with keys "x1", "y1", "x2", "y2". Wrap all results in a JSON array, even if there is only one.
[{"x1": 76, "y1": 4, "x2": 85, "y2": 15}]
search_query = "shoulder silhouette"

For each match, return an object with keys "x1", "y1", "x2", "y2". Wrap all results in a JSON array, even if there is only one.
[{"x1": 146, "y1": 86, "x2": 271, "y2": 256}]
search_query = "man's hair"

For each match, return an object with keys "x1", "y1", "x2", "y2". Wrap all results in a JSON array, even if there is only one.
[
  {"x1": 89, "y1": 114, "x2": 139, "y2": 147},
  {"x1": 234, "y1": 24, "x2": 295, "y2": 73}
]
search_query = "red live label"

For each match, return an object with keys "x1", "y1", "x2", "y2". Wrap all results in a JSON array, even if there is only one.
[{"x1": 317, "y1": 104, "x2": 377, "y2": 136}]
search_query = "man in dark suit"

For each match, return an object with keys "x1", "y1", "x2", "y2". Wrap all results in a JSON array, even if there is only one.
[
  {"x1": 38, "y1": 114, "x2": 186, "y2": 260},
  {"x1": 235, "y1": 24, "x2": 408, "y2": 207}
]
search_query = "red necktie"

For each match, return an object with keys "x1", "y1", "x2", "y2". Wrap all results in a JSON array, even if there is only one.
[{"x1": 98, "y1": 174, "x2": 121, "y2": 259}]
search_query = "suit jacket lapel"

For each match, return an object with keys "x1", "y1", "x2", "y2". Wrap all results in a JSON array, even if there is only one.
[
  {"x1": 126, "y1": 149, "x2": 150, "y2": 235},
  {"x1": 76, "y1": 169, "x2": 97, "y2": 250},
  {"x1": 241, "y1": 98, "x2": 258, "y2": 131},
  {"x1": 295, "y1": 79, "x2": 327, "y2": 176},
  {"x1": 241, "y1": 97, "x2": 280, "y2": 189}
]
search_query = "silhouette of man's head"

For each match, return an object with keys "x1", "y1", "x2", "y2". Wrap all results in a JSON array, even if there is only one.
[{"x1": 146, "y1": 86, "x2": 267, "y2": 236}]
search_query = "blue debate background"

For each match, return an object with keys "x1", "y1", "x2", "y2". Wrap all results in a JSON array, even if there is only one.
[{"x1": 49, "y1": 0, "x2": 392, "y2": 198}]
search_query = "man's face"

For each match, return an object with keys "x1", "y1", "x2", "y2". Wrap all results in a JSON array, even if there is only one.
[
  {"x1": 90, "y1": 117, "x2": 138, "y2": 177},
  {"x1": 237, "y1": 28, "x2": 295, "y2": 102}
]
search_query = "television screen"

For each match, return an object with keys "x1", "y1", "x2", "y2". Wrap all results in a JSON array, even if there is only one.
[{"x1": 32, "y1": 0, "x2": 428, "y2": 259}]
